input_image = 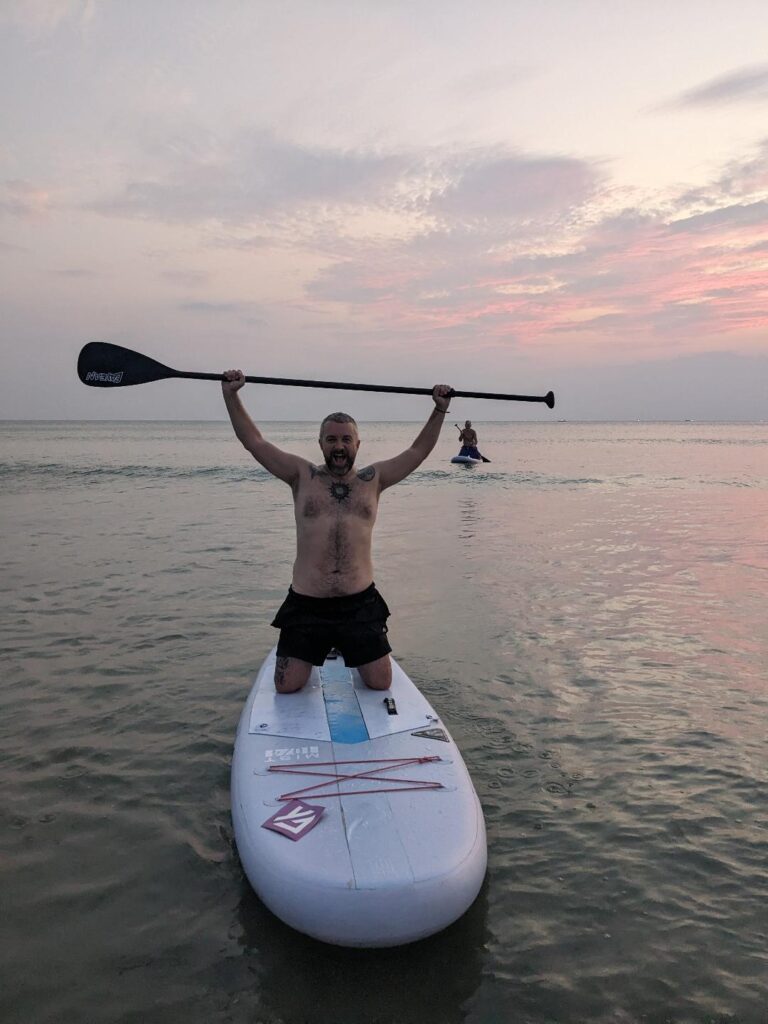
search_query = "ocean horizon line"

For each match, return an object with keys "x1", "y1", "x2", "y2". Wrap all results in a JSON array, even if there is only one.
[{"x1": 2, "y1": 417, "x2": 766, "y2": 426}]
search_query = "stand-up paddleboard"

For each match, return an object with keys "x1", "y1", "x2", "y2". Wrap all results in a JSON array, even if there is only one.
[
  {"x1": 231, "y1": 648, "x2": 487, "y2": 947},
  {"x1": 451, "y1": 454, "x2": 483, "y2": 465}
]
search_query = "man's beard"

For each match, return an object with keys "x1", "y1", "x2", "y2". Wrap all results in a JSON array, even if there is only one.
[{"x1": 325, "y1": 450, "x2": 354, "y2": 476}]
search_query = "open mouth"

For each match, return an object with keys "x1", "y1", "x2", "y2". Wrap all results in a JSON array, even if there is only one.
[{"x1": 326, "y1": 450, "x2": 351, "y2": 474}]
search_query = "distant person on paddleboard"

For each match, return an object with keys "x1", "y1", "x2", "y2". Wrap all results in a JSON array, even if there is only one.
[
  {"x1": 455, "y1": 420, "x2": 490, "y2": 463},
  {"x1": 222, "y1": 370, "x2": 452, "y2": 694}
]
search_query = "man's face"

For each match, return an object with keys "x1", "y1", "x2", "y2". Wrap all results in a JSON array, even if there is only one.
[{"x1": 319, "y1": 421, "x2": 360, "y2": 476}]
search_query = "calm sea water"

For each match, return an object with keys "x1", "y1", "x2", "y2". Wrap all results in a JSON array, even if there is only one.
[{"x1": 1, "y1": 419, "x2": 767, "y2": 1024}]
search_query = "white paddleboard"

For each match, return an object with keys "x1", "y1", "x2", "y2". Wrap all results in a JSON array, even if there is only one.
[
  {"x1": 451, "y1": 454, "x2": 483, "y2": 464},
  {"x1": 231, "y1": 648, "x2": 487, "y2": 947}
]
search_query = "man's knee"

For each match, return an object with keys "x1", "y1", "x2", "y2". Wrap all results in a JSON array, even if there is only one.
[
  {"x1": 357, "y1": 655, "x2": 392, "y2": 691},
  {"x1": 274, "y1": 655, "x2": 312, "y2": 693}
]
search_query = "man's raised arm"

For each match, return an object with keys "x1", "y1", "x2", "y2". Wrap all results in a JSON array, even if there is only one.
[
  {"x1": 222, "y1": 370, "x2": 306, "y2": 486},
  {"x1": 376, "y1": 385, "x2": 452, "y2": 490}
]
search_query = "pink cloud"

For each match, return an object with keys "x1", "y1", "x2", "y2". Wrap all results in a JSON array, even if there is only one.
[
  {"x1": 1, "y1": 180, "x2": 53, "y2": 219},
  {"x1": 308, "y1": 183, "x2": 768, "y2": 361},
  {"x1": 89, "y1": 124, "x2": 768, "y2": 364}
]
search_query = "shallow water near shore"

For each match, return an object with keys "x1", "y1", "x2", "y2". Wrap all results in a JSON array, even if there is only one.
[{"x1": 2, "y1": 419, "x2": 767, "y2": 1024}]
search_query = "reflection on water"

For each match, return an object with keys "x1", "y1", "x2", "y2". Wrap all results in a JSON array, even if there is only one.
[{"x1": 459, "y1": 497, "x2": 478, "y2": 541}]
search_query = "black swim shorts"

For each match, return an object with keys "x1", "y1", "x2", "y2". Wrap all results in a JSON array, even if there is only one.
[{"x1": 270, "y1": 583, "x2": 392, "y2": 668}]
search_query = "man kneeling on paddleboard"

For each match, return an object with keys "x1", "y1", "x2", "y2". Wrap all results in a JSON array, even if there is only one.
[
  {"x1": 455, "y1": 420, "x2": 490, "y2": 462},
  {"x1": 222, "y1": 371, "x2": 452, "y2": 694}
]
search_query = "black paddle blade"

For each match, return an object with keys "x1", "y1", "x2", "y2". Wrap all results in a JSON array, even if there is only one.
[
  {"x1": 77, "y1": 342, "x2": 176, "y2": 387},
  {"x1": 545, "y1": 391, "x2": 555, "y2": 409}
]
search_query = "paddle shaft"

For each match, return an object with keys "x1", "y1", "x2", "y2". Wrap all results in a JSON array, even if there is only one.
[{"x1": 174, "y1": 370, "x2": 553, "y2": 406}]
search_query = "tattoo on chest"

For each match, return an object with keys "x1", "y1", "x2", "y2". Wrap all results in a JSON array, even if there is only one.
[
  {"x1": 330, "y1": 482, "x2": 350, "y2": 502},
  {"x1": 304, "y1": 464, "x2": 376, "y2": 515}
]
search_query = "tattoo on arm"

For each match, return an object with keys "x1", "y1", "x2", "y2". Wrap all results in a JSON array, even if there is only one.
[
  {"x1": 275, "y1": 656, "x2": 289, "y2": 686},
  {"x1": 357, "y1": 466, "x2": 375, "y2": 482}
]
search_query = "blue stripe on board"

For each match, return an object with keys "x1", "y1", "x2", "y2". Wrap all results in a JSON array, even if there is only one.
[{"x1": 321, "y1": 659, "x2": 369, "y2": 744}]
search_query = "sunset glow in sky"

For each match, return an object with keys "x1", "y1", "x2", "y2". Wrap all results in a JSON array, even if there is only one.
[{"x1": 2, "y1": 0, "x2": 767, "y2": 419}]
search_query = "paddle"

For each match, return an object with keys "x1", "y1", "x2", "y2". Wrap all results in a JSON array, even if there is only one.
[{"x1": 77, "y1": 342, "x2": 555, "y2": 408}]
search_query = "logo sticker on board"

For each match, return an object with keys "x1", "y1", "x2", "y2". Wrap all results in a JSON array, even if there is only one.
[
  {"x1": 411, "y1": 728, "x2": 449, "y2": 742},
  {"x1": 262, "y1": 799, "x2": 325, "y2": 841},
  {"x1": 264, "y1": 745, "x2": 320, "y2": 763}
]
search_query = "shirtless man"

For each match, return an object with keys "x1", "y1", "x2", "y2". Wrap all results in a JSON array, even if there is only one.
[
  {"x1": 457, "y1": 420, "x2": 478, "y2": 449},
  {"x1": 222, "y1": 371, "x2": 452, "y2": 694},
  {"x1": 455, "y1": 420, "x2": 490, "y2": 462}
]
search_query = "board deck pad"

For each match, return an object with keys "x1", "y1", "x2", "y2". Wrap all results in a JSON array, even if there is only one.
[{"x1": 248, "y1": 649, "x2": 439, "y2": 740}]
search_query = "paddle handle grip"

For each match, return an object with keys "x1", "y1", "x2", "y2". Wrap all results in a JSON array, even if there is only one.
[{"x1": 184, "y1": 371, "x2": 554, "y2": 407}]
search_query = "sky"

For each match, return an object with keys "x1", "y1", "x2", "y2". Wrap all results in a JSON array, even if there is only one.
[{"x1": 1, "y1": 0, "x2": 768, "y2": 421}]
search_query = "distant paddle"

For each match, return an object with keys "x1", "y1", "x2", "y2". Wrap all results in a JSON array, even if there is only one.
[{"x1": 77, "y1": 342, "x2": 555, "y2": 408}]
